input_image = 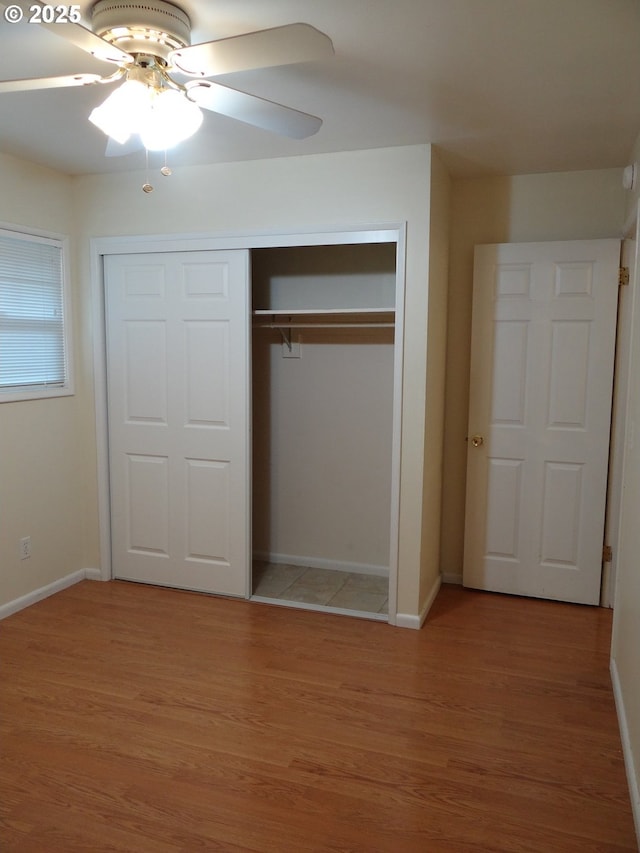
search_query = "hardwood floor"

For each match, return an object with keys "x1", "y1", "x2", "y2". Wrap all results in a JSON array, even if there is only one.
[{"x1": 0, "y1": 581, "x2": 636, "y2": 852}]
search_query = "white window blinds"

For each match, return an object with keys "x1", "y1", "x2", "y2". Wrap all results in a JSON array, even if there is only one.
[{"x1": 0, "y1": 228, "x2": 69, "y2": 395}]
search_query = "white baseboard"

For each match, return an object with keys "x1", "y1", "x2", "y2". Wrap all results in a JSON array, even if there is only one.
[
  {"x1": 0, "y1": 568, "x2": 100, "y2": 620},
  {"x1": 611, "y1": 657, "x2": 640, "y2": 847},
  {"x1": 253, "y1": 551, "x2": 389, "y2": 578},
  {"x1": 84, "y1": 567, "x2": 104, "y2": 581},
  {"x1": 395, "y1": 574, "x2": 442, "y2": 630},
  {"x1": 441, "y1": 571, "x2": 463, "y2": 585}
]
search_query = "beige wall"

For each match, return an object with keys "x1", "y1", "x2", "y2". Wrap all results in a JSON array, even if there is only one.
[
  {"x1": 72, "y1": 144, "x2": 437, "y2": 619},
  {"x1": 614, "y1": 135, "x2": 640, "y2": 838},
  {"x1": 440, "y1": 168, "x2": 626, "y2": 579},
  {"x1": 611, "y1": 230, "x2": 640, "y2": 836},
  {"x1": 0, "y1": 153, "x2": 91, "y2": 606},
  {"x1": 419, "y1": 150, "x2": 451, "y2": 607},
  {"x1": 623, "y1": 134, "x2": 640, "y2": 229}
]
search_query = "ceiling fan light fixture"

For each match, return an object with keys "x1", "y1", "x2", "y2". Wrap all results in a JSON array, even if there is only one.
[
  {"x1": 89, "y1": 73, "x2": 203, "y2": 151},
  {"x1": 139, "y1": 88, "x2": 203, "y2": 151},
  {"x1": 88, "y1": 78, "x2": 149, "y2": 144}
]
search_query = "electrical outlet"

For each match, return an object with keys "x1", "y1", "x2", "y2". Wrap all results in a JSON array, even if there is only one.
[{"x1": 19, "y1": 536, "x2": 31, "y2": 560}]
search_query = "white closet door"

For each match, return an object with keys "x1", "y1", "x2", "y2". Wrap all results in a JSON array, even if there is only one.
[
  {"x1": 463, "y1": 239, "x2": 619, "y2": 605},
  {"x1": 105, "y1": 250, "x2": 250, "y2": 596}
]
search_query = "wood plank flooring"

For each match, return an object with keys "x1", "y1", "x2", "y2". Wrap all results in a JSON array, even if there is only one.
[{"x1": 0, "y1": 581, "x2": 636, "y2": 852}]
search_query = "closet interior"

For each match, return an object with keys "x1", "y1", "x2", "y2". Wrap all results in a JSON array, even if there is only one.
[{"x1": 250, "y1": 242, "x2": 397, "y2": 620}]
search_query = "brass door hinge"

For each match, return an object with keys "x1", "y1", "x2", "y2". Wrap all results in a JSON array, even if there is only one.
[
  {"x1": 619, "y1": 267, "x2": 630, "y2": 286},
  {"x1": 603, "y1": 544, "x2": 613, "y2": 563}
]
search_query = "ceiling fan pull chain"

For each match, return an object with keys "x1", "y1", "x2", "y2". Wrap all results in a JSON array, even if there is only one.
[{"x1": 142, "y1": 147, "x2": 154, "y2": 193}]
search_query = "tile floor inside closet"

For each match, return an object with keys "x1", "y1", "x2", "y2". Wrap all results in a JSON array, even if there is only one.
[{"x1": 251, "y1": 561, "x2": 388, "y2": 620}]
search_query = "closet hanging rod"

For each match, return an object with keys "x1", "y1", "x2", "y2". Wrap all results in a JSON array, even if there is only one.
[{"x1": 252, "y1": 308, "x2": 395, "y2": 316}]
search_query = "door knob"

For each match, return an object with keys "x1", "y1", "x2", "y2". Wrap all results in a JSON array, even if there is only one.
[{"x1": 470, "y1": 435, "x2": 484, "y2": 447}]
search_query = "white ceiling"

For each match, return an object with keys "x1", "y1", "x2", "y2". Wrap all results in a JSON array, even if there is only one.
[{"x1": 0, "y1": 0, "x2": 639, "y2": 178}]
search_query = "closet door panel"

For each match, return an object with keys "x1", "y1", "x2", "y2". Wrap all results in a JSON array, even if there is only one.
[{"x1": 106, "y1": 250, "x2": 250, "y2": 597}]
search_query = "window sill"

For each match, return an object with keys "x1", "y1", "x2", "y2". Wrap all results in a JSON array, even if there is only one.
[{"x1": 0, "y1": 386, "x2": 74, "y2": 404}]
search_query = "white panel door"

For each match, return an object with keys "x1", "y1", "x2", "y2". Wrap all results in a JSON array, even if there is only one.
[
  {"x1": 105, "y1": 250, "x2": 250, "y2": 596},
  {"x1": 463, "y1": 240, "x2": 620, "y2": 604}
]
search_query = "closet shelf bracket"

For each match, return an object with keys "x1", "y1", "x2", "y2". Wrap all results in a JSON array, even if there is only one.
[{"x1": 278, "y1": 326, "x2": 292, "y2": 352}]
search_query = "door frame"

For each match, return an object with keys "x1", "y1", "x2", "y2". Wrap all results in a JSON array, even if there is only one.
[{"x1": 90, "y1": 223, "x2": 406, "y2": 622}]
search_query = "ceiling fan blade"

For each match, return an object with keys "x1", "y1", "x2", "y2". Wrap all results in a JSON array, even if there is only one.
[
  {"x1": 0, "y1": 1, "x2": 132, "y2": 64},
  {"x1": 170, "y1": 23, "x2": 334, "y2": 78},
  {"x1": 186, "y1": 81, "x2": 323, "y2": 139},
  {"x1": 0, "y1": 73, "x2": 103, "y2": 93}
]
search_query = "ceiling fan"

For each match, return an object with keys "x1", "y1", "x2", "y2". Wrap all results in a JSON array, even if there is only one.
[{"x1": 0, "y1": 0, "x2": 334, "y2": 158}]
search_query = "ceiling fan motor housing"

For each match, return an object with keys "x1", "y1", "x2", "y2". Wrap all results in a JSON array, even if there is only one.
[{"x1": 91, "y1": 0, "x2": 192, "y2": 62}]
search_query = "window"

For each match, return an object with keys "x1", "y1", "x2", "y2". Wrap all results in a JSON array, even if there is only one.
[{"x1": 0, "y1": 226, "x2": 73, "y2": 402}]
